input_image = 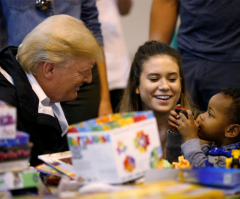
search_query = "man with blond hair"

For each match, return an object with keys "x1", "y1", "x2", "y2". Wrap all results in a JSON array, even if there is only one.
[
  {"x1": 0, "y1": 15, "x2": 103, "y2": 166},
  {"x1": 0, "y1": 0, "x2": 113, "y2": 125}
]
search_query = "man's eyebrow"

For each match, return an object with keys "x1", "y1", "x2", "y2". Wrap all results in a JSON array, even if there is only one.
[
  {"x1": 81, "y1": 65, "x2": 93, "y2": 73},
  {"x1": 85, "y1": 65, "x2": 94, "y2": 71}
]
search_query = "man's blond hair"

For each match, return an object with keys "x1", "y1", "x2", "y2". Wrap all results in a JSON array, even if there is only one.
[{"x1": 17, "y1": 14, "x2": 103, "y2": 74}]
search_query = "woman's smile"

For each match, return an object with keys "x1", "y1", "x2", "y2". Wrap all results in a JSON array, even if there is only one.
[{"x1": 153, "y1": 94, "x2": 173, "y2": 104}]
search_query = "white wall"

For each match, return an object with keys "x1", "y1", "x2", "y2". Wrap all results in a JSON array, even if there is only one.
[{"x1": 120, "y1": 0, "x2": 153, "y2": 59}]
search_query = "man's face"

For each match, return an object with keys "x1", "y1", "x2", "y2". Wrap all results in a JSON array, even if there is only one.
[
  {"x1": 50, "y1": 57, "x2": 94, "y2": 103},
  {"x1": 197, "y1": 93, "x2": 232, "y2": 145}
]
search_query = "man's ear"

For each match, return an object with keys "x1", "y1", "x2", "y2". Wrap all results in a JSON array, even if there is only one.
[
  {"x1": 225, "y1": 124, "x2": 240, "y2": 138},
  {"x1": 42, "y1": 62, "x2": 55, "y2": 80},
  {"x1": 136, "y1": 87, "x2": 140, "y2": 94}
]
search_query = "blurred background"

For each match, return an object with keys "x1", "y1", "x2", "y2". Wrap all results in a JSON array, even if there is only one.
[{"x1": 120, "y1": 0, "x2": 152, "y2": 59}]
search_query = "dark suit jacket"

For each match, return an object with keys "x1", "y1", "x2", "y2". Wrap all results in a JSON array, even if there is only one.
[{"x1": 0, "y1": 46, "x2": 68, "y2": 166}]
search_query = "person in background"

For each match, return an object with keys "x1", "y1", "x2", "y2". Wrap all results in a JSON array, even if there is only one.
[
  {"x1": 0, "y1": 0, "x2": 112, "y2": 125},
  {"x1": 0, "y1": 15, "x2": 103, "y2": 166},
  {"x1": 120, "y1": 41, "x2": 192, "y2": 159},
  {"x1": 96, "y1": 0, "x2": 132, "y2": 112},
  {"x1": 150, "y1": 0, "x2": 240, "y2": 112},
  {"x1": 168, "y1": 88, "x2": 240, "y2": 168}
]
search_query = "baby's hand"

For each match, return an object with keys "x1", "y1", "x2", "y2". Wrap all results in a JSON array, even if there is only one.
[
  {"x1": 168, "y1": 105, "x2": 181, "y2": 133},
  {"x1": 177, "y1": 110, "x2": 198, "y2": 142}
]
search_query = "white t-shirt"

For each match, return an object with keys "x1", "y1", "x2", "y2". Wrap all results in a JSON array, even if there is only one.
[{"x1": 96, "y1": 0, "x2": 130, "y2": 90}]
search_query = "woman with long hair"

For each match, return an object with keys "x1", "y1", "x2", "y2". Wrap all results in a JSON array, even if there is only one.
[{"x1": 120, "y1": 41, "x2": 192, "y2": 159}]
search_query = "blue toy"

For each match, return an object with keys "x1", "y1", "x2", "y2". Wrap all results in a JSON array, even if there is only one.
[{"x1": 205, "y1": 144, "x2": 240, "y2": 167}]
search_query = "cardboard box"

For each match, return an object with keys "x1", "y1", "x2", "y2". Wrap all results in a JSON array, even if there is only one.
[
  {"x1": 67, "y1": 111, "x2": 162, "y2": 184},
  {"x1": 0, "y1": 143, "x2": 32, "y2": 173},
  {"x1": 0, "y1": 131, "x2": 29, "y2": 147},
  {"x1": 179, "y1": 167, "x2": 240, "y2": 187},
  {"x1": 0, "y1": 100, "x2": 16, "y2": 139},
  {"x1": 0, "y1": 170, "x2": 39, "y2": 191}
]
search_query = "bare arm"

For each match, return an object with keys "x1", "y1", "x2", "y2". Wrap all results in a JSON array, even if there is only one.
[
  {"x1": 117, "y1": 0, "x2": 132, "y2": 16},
  {"x1": 149, "y1": 0, "x2": 179, "y2": 44},
  {"x1": 97, "y1": 46, "x2": 113, "y2": 116},
  {"x1": 81, "y1": 0, "x2": 113, "y2": 116}
]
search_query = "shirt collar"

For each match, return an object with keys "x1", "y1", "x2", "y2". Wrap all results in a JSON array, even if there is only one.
[{"x1": 25, "y1": 72, "x2": 53, "y2": 107}]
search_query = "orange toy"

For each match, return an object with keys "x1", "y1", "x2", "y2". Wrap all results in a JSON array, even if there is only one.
[
  {"x1": 172, "y1": 155, "x2": 191, "y2": 169},
  {"x1": 96, "y1": 115, "x2": 110, "y2": 124}
]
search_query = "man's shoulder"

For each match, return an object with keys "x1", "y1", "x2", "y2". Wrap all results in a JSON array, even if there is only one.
[
  {"x1": 0, "y1": 72, "x2": 17, "y2": 107},
  {"x1": 0, "y1": 46, "x2": 18, "y2": 56},
  {"x1": 0, "y1": 46, "x2": 19, "y2": 70}
]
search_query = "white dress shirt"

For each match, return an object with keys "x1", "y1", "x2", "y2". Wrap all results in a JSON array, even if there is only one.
[{"x1": 0, "y1": 66, "x2": 68, "y2": 136}]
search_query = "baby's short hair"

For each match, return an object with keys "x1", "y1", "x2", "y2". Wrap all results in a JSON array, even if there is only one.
[{"x1": 222, "y1": 88, "x2": 240, "y2": 125}]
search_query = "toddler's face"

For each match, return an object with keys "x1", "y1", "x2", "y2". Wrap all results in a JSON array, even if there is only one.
[{"x1": 197, "y1": 93, "x2": 232, "y2": 145}]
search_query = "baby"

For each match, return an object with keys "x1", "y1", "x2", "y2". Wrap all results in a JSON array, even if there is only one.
[{"x1": 167, "y1": 88, "x2": 240, "y2": 167}]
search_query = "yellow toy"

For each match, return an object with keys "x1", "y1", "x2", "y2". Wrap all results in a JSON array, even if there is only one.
[
  {"x1": 225, "y1": 149, "x2": 240, "y2": 168},
  {"x1": 172, "y1": 155, "x2": 191, "y2": 169}
]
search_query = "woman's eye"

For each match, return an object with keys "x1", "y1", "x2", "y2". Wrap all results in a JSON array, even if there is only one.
[
  {"x1": 149, "y1": 78, "x2": 158, "y2": 82},
  {"x1": 169, "y1": 78, "x2": 176, "y2": 82}
]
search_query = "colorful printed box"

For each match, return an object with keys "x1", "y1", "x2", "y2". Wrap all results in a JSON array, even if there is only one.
[
  {"x1": 0, "y1": 143, "x2": 32, "y2": 173},
  {"x1": 67, "y1": 111, "x2": 162, "y2": 184},
  {"x1": 0, "y1": 170, "x2": 39, "y2": 191},
  {"x1": 179, "y1": 167, "x2": 240, "y2": 187},
  {"x1": 0, "y1": 100, "x2": 16, "y2": 139},
  {"x1": 0, "y1": 131, "x2": 29, "y2": 147}
]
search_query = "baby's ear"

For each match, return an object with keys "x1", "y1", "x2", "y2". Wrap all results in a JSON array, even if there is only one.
[{"x1": 225, "y1": 124, "x2": 240, "y2": 138}]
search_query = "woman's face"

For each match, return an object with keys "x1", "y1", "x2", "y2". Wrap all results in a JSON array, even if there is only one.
[{"x1": 137, "y1": 55, "x2": 181, "y2": 113}]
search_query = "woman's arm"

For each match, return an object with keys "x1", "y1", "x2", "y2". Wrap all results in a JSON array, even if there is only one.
[
  {"x1": 96, "y1": 46, "x2": 113, "y2": 116},
  {"x1": 149, "y1": 0, "x2": 179, "y2": 44},
  {"x1": 81, "y1": 0, "x2": 113, "y2": 116},
  {"x1": 117, "y1": 0, "x2": 132, "y2": 16}
]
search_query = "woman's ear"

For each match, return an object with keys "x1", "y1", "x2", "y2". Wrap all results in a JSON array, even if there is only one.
[
  {"x1": 225, "y1": 124, "x2": 240, "y2": 138},
  {"x1": 136, "y1": 87, "x2": 140, "y2": 94}
]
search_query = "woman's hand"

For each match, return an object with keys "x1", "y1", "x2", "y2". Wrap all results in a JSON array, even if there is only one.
[{"x1": 177, "y1": 110, "x2": 198, "y2": 142}]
